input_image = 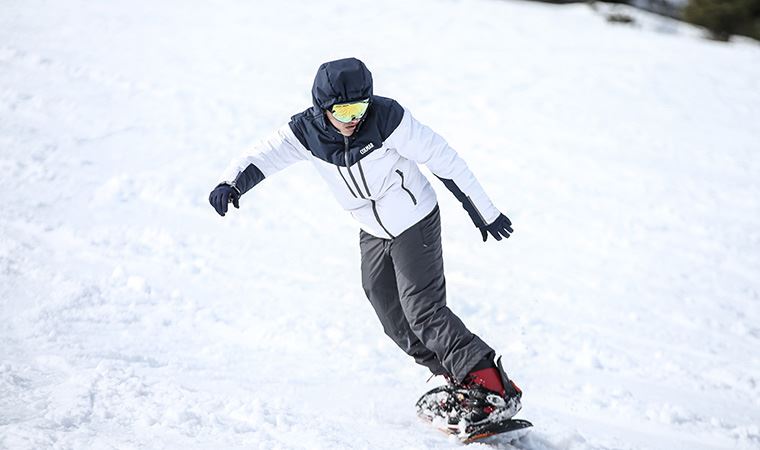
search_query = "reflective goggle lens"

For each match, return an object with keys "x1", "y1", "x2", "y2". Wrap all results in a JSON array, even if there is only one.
[{"x1": 331, "y1": 99, "x2": 370, "y2": 123}]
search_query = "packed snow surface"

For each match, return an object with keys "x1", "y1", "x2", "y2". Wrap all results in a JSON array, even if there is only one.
[{"x1": 1, "y1": 0, "x2": 759, "y2": 449}]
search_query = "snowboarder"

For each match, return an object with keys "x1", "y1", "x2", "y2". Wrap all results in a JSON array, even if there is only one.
[{"x1": 208, "y1": 57, "x2": 523, "y2": 435}]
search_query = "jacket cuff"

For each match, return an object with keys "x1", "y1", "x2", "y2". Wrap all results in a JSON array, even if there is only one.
[
  {"x1": 220, "y1": 163, "x2": 265, "y2": 195},
  {"x1": 436, "y1": 176, "x2": 496, "y2": 228}
]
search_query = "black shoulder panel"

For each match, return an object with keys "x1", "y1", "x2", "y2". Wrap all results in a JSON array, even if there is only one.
[
  {"x1": 288, "y1": 107, "x2": 323, "y2": 155},
  {"x1": 288, "y1": 97, "x2": 405, "y2": 167},
  {"x1": 371, "y1": 96, "x2": 404, "y2": 141}
]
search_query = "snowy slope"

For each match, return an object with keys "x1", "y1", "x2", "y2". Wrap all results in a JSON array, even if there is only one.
[{"x1": 2, "y1": 0, "x2": 759, "y2": 449}]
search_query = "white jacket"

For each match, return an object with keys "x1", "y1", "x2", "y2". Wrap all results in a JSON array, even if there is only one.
[{"x1": 218, "y1": 108, "x2": 500, "y2": 239}]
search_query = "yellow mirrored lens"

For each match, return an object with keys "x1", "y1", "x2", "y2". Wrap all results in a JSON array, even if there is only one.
[{"x1": 331, "y1": 100, "x2": 369, "y2": 123}]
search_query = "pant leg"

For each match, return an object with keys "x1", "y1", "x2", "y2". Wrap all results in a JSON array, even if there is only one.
[
  {"x1": 360, "y1": 229, "x2": 446, "y2": 375},
  {"x1": 389, "y1": 205, "x2": 495, "y2": 382}
]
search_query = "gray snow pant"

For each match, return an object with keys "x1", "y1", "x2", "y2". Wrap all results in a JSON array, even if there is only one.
[{"x1": 359, "y1": 205, "x2": 495, "y2": 382}]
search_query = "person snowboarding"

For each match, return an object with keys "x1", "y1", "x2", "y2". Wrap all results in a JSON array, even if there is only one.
[{"x1": 208, "y1": 57, "x2": 526, "y2": 440}]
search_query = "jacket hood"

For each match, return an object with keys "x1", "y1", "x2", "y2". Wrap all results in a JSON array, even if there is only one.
[{"x1": 311, "y1": 58, "x2": 373, "y2": 112}]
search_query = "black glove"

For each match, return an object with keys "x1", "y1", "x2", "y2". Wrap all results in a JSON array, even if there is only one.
[
  {"x1": 209, "y1": 183, "x2": 241, "y2": 216},
  {"x1": 479, "y1": 213, "x2": 513, "y2": 242}
]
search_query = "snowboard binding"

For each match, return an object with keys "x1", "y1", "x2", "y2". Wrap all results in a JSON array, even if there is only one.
[{"x1": 416, "y1": 363, "x2": 532, "y2": 443}]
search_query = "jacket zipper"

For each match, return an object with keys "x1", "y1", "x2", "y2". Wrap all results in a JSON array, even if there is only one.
[
  {"x1": 343, "y1": 137, "x2": 366, "y2": 200},
  {"x1": 371, "y1": 201, "x2": 394, "y2": 238},
  {"x1": 344, "y1": 136, "x2": 394, "y2": 238},
  {"x1": 357, "y1": 160, "x2": 371, "y2": 197},
  {"x1": 395, "y1": 169, "x2": 417, "y2": 205},
  {"x1": 337, "y1": 166, "x2": 357, "y2": 198}
]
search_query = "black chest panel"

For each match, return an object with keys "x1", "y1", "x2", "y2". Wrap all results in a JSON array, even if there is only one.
[{"x1": 288, "y1": 96, "x2": 404, "y2": 167}]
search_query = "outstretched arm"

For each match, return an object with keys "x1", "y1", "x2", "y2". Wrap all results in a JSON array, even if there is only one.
[
  {"x1": 218, "y1": 124, "x2": 308, "y2": 194},
  {"x1": 392, "y1": 108, "x2": 512, "y2": 241},
  {"x1": 210, "y1": 124, "x2": 308, "y2": 216}
]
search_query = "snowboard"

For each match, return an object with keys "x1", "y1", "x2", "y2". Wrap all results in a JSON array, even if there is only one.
[
  {"x1": 457, "y1": 418, "x2": 533, "y2": 444},
  {"x1": 421, "y1": 415, "x2": 533, "y2": 444}
]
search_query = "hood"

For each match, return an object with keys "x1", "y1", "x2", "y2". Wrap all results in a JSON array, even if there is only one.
[{"x1": 311, "y1": 58, "x2": 373, "y2": 112}]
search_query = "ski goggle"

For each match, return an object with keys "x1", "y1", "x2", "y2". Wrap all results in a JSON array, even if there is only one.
[{"x1": 330, "y1": 99, "x2": 370, "y2": 123}]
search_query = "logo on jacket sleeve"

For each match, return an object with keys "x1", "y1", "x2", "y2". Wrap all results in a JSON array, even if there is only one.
[{"x1": 360, "y1": 142, "x2": 375, "y2": 155}]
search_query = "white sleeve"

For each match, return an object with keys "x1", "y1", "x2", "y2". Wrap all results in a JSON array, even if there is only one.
[
  {"x1": 391, "y1": 108, "x2": 500, "y2": 226},
  {"x1": 218, "y1": 124, "x2": 308, "y2": 194}
]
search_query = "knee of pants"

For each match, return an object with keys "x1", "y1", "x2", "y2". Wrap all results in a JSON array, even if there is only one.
[
  {"x1": 408, "y1": 307, "x2": 441, "y2": 335},
  {"x1": 401, "y1": 285, "x2": 446, "y2": 328}
]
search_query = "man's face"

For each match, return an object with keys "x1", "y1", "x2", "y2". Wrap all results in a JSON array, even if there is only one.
[{"x1": 325, "y1": 109, "x2": 361, "y2": 137}]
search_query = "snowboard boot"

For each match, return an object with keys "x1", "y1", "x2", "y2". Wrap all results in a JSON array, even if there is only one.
[{"x1": 454, "y1": 356, "x2": 522, "y2": 427}]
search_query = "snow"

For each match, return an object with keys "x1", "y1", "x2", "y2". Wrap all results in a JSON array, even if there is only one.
[{"x1": 1, "y1": 0, "x2": 759, "y2": 449}]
